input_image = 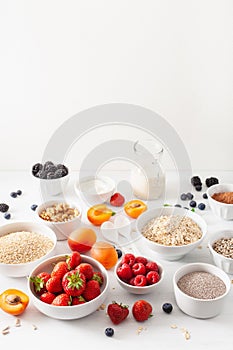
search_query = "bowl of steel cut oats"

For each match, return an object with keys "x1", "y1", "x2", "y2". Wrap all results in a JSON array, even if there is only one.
[
  {"x1": 136, "y1": 207, "x2": 207, "y2": 261},
  {"x1": 208, "y1": 230, "x2": 233, "y2": 274},
  {"x1": 0, "y1": 221, "x2": 56, "y2": 277}
]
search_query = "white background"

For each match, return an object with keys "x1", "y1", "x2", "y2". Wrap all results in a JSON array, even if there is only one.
[{"x1": 0, "y1": 0, "x2": 233, "y2": 171}]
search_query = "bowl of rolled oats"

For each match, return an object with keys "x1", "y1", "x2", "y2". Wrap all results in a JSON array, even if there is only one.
[
  {"x1": 136, "y1": 207, "x2": 207, "y2": 261},
  {"x1": 0, "y1": 221, "x2": 56, "y2": 277},
  {"x1": 208, "y1": 230, "x2": 233, "y2": 274},
  {"x1": 36, "y1": 200, "x2": 82, "y2": 241}
]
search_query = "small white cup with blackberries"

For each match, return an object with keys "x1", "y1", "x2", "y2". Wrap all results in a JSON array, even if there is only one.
[{"x1": 32, "y1": 161, "x2": 70, "y2": 197}]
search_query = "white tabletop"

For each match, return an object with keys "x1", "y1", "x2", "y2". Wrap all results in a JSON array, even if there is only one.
[{"x1": 0, "y1": 170, "x2": 232, "y2": 350}]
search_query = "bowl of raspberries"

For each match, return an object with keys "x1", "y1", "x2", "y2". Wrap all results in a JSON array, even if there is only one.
[
  {"x1": 31, "y1": 161, "x2": 70, "y2": 196},
  {"x1": 115, "y1": 253, "x2": 164, "y2": 294},
  {"x1": 28, "y1": 252, "x2": 109, "y2": 319}
]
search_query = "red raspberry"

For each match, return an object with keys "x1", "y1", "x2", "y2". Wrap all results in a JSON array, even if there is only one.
[
  {"x1": 146, "y1": 261, "x2": 159, "y2": 273},
  {"x1": 135, "y1": 256, "x2": 148, "y2": 265},
  {"x1": 132, "y1": 262, "x2": 146, "y2": 276},
  {"x1": 129, "y1": 277, "x2": 135, "y2": 285},
  {"x1": 133, "y1": 275, "x2": 147, "y2": 287},
  {"x1": 121, "y1": 253, "x2": 135, "y2": 267},
  {"x1": 117, "y1": 263, "x2": 133, "y2": 282},
  {"x1": 146, "y1": 270, "x2": 160, "y2": 285}
]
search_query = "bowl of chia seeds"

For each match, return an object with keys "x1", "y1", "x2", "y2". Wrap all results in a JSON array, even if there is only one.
[
  {"x1": 173, "y1": 262, "x2": 231, "y2": 319},
  {"x1": 208, "y1": 230, "x2": 233, "y2": 274}
]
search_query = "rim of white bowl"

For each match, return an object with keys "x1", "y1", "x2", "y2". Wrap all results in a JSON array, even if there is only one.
[
  {"x1": 207, "y1": 184, "x2": 233, "y2": 207},
  {"x1": 75, "y1": 175, "x2": 116, "y2": 195}
]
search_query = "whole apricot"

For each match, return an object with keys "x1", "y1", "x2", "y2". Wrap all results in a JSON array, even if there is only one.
[{"x1": 90, "y1": 241, "x2": 118, "y2": 270}]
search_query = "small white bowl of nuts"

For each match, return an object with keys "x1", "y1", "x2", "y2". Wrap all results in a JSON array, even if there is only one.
[
  {"x1": 208, "y1": 230, "x2": 233, "y2": 274},
  {"x1": 36, "y1": 201, "x2": 82, "y2": 241}
]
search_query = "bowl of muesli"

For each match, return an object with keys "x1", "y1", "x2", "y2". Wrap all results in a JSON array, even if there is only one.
[
  {"x1": 208, "y1": 230, "x2": 233, "y2": 274},
  {"x1": 0, "y1": 221, "x2": 56, "y2": 277},
  {"x1": 136, "y1": 207, "x2": 207, "y2": 261},
  {"x1": 36, "y1": 200, "x2": 82, "y2": 241}
]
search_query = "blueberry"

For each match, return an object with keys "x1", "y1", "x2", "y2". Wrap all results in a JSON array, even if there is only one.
[
  {"x1": 186, "y1": 192, "x2": 194, "y2": 200},
  {"x1": 31, "y1": 204, "x2": 38, "y2": 211},
  {"x1": 203, "y1": 193, "x2": 208, "y2": 199},
  {"x1": 195, "y1": 185, "x2": 202, "y2": 191},
  {"x1": 4, "y1": 213, "x2": 11, "y2": 220},
  {"x1": 174, "y1": 204, "x2": 182, "y2": 208},
  {"x1": 189, "y1": 200, "x2": 197, "y2": 208},
  {"x1": 116, "y1": 249, "x2": 122, "y2": 259},
  {"x1": 198, "y1": 203, "x2": 206, "y2": 210},
  {"x1": 105, "y1": 328, "x2": 114, "y2": 337},
  {"x1": 16, "y1": 190, "x2": 22, "y2": 196},
  {"x1": 10, "y1": 192, "x2": 17, "y2": 198},
  {"x1": 162, "y1": 303, "x2": 173, "y2": 314},
  {"x1": 180, "y1": 193, "x2": 187, "y2": 200}
]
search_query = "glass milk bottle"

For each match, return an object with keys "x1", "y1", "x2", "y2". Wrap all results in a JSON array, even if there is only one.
[{"x1": 130, "y1": 139, "x2": 165, "y2": 200}]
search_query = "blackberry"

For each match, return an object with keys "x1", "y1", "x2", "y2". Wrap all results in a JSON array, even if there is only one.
[
  {"x1": 205, "y1": 177, "x2": 219, "y2": 188},
  {"x1": 195, "y1": 185, "x2": 202, "y2": 191},
  {"x1": 191, "y1": 176, "x2": 202, "y2": 187},
  {"x1": 39, "y1": 171, "x2": 49, "y2": 179},
  {"x1": 186, "y1": 192, "x2": 194, "y2": 200},
  {"x1": 32, "y1": 163, "x2": 43, "y2": 176},
  {"x1": 162, "y1": 303, "x2": 173, "y2": 314},
  {"x1": 203, "y1": 193, "x2": 208, "y2": 199},
  {"x1": 46, "y1": 164, "x2": 57, "y2": 173},
  {"x1": 198, "y1": 203, "x2": 206, "y2": 210},
  {"x1": 47, "y1": 172, "x2": 56, "y2": 179},
  {"x1": 0, "y1": 203, "x2": 9, "y2": 213},
  {"x1": 105, "y1": 328, "x2": 114, "y2": 337},
  {"x1": 180, "y1": 193, "x2": 187, "y2": 200},
  {"x1": 44, "y1": 161, "x2": 54, "y2": 170},
  {"x1": 189, "y1": 200, "x2": 197, "y2": 208},
  {"x1": 4, "y1": 213, "x2": 11, "y2": 220},
  {"x1": 54, "y1": 168, "x2": 67, "y2": 178}
]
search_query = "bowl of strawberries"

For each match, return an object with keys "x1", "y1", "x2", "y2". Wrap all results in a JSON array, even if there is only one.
[
  {"x1": 115, "y1": 253, "x2": 164, "y2": 294},
  {"x1": 28, "y1": 252, "x2": 109, "y2": 320}
]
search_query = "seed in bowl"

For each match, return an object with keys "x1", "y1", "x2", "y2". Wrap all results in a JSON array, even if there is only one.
[
  {"x1": 212, "y1": 237, "x2": 233, "y2": 259},
  {"x1": 141, "y1": 215, "x2": 202, "y2": 246},
  {"x1": 0, "y1": 231, "x2": 54, "y2": 264},
  {"x1": 177, "y1": 271, "x2": 226, "y2": 299},
  {"x1": 39, "y1": 203, "x2": 80, "y2": 223}
]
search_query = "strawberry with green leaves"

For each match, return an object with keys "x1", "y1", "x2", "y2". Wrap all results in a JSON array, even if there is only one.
[
  {"x1": 92, "y1": 271, "x2": 104, "y2": 286},
  {"x1": 46, "y1": 276, "x2": 63, "y2": 294},
  {"x1": 82, "y1": 280, "x2": 100, "y2": 301},
  {"x1": 51, "y1": 261, "x2": 69, "y2": 280},
  {"x1": 72, "y1": 295, "x2": 86, "y2": 305},
  {"x1": 30, "y1": 272, "x2": 51, "y2": 296},
  {"x1": 66, "y1": 252, "x2": 81, "y2": 270},
  {"x1": 52, "y1": 293, "x2": 72, "y2": 306},
  {"x1": 62, "y1": 270, "x2": 86, "y2": 297},
  {"x1": 107, "y1": 301, "x2": 129, "y2": 325}
]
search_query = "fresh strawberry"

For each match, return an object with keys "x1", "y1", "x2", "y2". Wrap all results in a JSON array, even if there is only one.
[
  {"x1": 76, "y1": 263, "x2": 94, "y2": 280},
  {"x1": 145, "y1": 261, "x2": 159, "y2": 273},
  {"x1": 135, "y1": 256, "x2": 148, "y2": 265},
  {"x1": 46, "y1": 276, "x2": 63, "y2": 294},
  {"x1": 62, "y1": 270, "x2": 86, "y2": 297},
  {"x1": 133, "y1": 275, "x2": 147, "y2": 287},
  {"x1": 40, "y1": 292, "x2": 56, "y2": 304},
  {"x1": 121, "y1": 253, "x2": 135, "y2": 267},
  {"x1": 66, "y1": 251, "x2": 81, "y2": 270},
  {"x1": 30, "y1": 272, "x2": 51, "y2": 295},
  {"x1": 132, "y1": 300, "x2": 153, "y2": 322},
  {"x1": 92, "y1": 271, "x2": 104, "y2": 286},
  {"x1": 132, "y1": 262, "x2": 146, "y2": 276},
  {"x1": 72, "y1": 295, "x2": 86, "y2": 305},
  {"x1": 82, "y1": 280, "x2": 101, "y2": 301},
  {"x1": 52, "y1": 293, "x2": 71, "y2": 306},
  {"x1": 146, "y1": 271, "x2": 160, "y2": 284},
  {"x1": 107, "y1": 302, "x2": 129, "y2": 325},
  {"x1": 110, "y1": 193, "x2": 125, "y2": 207},
  {"x1": 116, "y1": 263, "x2": 133, "y2": 282},
  {"x1": 51, "y1": 261, "x2": 69, "y2": 279}
]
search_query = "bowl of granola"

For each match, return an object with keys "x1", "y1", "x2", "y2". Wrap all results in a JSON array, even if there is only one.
[
  {"x1": 136, "y1": 207, "x2": 207, "y2": 261},
  {"x1": 36, "y1": 201, "x2": 82, "y2": 241}
]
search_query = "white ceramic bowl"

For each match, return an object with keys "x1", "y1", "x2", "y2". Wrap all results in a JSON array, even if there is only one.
[
  {"x1": 114, "y1": 258, "x2": 164, "y2": 294},
  {"x1": 0, "y1": 221, "x2": 57, "y2": 277},
  {"x1": 36, "y1": 200, "x2": 82, "y2": 241},
  {"x1": 28, "y1": 254, "x2": 109, "y2": 320},
  {"x1": 34, "y1": 172, "x2": 70, "y2": 197},
  {"x1": 135, "y1": 207, "x2": 207, "y2": 261},
  {"x1": 208, "y1": 230, "x2": 233, "y2": 274},
  {"x1": 207, "y1": 183, "x2": 233, "y2": 220},
  {"x1": 173, "y1": 262, "x2": 231, "y2": 319},
  {"x1": 74, "y1": 175, "x2": 116, "y2": 206}
]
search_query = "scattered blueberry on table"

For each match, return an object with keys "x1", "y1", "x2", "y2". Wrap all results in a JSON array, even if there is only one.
[
  {"x1": 116, "y1": 249, "x2": 122, "y2": 259},
  {"x1": 189, "y1": 200, "x2": 197, "y2": 208},
  {"x1": 162, "y1": 303, "x2": 173, "y2": 314},
  {"x1": 4, "y1": 213, "x2": 11, "y2": 220},
  {"x1": 105, "y1": 327, "x2": 114, "y2": 337},
  {"x1": 198, "y1": 203, "x2": 206, "y2": 210},
  {"x1": 203, "y1": 193, "x2": 208, "y2": 199},
  {"x1": 10, "y1": 191, "x2": 17, "y2": 198},
  {"x1": 16, "y1": 190, "x2": 22, "y2": 196},
  {"x1": 31, "y1": 204, "x2": 38, "y2": 211}
]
